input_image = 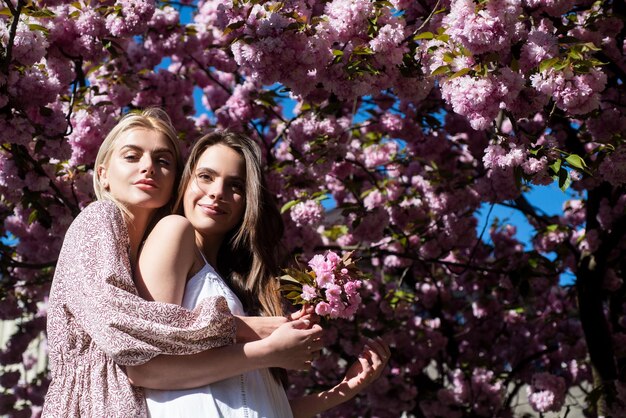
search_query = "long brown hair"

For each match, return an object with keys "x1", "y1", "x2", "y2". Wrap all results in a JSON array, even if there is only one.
[{"x1": 175, "y1": 131, "x2": 284, "y2": 317}]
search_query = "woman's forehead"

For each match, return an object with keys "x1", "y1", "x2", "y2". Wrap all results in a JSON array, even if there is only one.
[
  {"x1": 195, "y1": 144, "x2": 245, "y2": 173},
  {"x1": 116, "y1": 128, "x2": 174, "y2": 152}
]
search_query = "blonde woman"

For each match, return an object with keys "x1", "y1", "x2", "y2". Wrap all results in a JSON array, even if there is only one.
[
  {"x1": 129, "y1": 131, "x2": 390, "y2": 417},
  {"x1": 43, "y1": 109, "x2": 236, "y2": 417}
]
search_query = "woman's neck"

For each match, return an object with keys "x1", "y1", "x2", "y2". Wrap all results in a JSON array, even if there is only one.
[
  {"x1": 126, "y1": 208, "x2": 154, "y2": 266},
  {"x1": 195, "y1": 231, "x2": 223, "y2": 268}
]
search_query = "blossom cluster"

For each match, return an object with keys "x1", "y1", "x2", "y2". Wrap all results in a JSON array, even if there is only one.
[{"x1": 281, "y1": 251, "x2": 365, "y2": 320}]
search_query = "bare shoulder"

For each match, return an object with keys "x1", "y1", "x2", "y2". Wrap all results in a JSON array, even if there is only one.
[
  {"x1": 137, "y1": 215, "x2": 197, "y2": 303},
  {"x1": 140, "y1": 215, "x2": 195, "y2": 261},
  {"x1": 148, "y1": 215, "x2": 194, "y2": 241}
]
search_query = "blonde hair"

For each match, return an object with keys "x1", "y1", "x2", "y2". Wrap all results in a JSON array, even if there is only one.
[
  {"x1": 175, "y1": 131, "x2": 284, "y2": 317},
  {"x1": 93, "y1": 108, "x2": 183, "y2": 218}
]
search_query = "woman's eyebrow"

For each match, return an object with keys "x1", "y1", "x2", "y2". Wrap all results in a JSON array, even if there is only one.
[
  {"x1": 196, "y1": 167, "x2": 244, "y2": 181},
  {"x1": 195, "y1": 167, "x2": 217, "y2": 174},
  {"x1": 119, "y1": 145, "x2": 174, "y2": 155}
]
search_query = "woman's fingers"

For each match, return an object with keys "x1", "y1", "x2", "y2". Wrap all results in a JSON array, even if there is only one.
[
  {"x1": 364, "y1": 337, "x2": 390, "y2": 365},
  {"x1": 286, "y1": 305, "x2": 319, "y2": 324},
  {"x1": 358, "y1": 337, "x2": 390, "y2": 382}
]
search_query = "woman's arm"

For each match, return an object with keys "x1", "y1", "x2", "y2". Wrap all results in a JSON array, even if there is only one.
[
  {"x1": 134, "y1": 215, "x2": 197, "y2": 304},
  {"x1": 127, "y1": 319, "x2": 324, "y2": 389},
  {"x1": 234, "y1": 305, "x2": 316, "y2": 342},
  {"x1": 54, "y1": 201, "x2": 235, "y2": 367},
  {"x1": 288, "y1": 337, "x2": 391, "y2": 418}
]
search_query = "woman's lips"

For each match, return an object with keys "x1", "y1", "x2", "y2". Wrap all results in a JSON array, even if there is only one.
[
  {"x1": 134, "y1": 179, "x2": 158, "y2": 190},
  {"x1": 199, "y1": 204, "x2": 226, "y2": 215}
]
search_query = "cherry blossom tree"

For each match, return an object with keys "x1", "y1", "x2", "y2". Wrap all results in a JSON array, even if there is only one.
[{"x1": 1, "y1": 0, "x2": 625, "y2": 416}]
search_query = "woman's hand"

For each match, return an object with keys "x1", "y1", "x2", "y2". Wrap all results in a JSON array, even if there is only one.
[
  {"x1": 261, "y1": 319, "x2": 324, "y2": 370},
  {"x1": 286, "y1": 305, "x2": 320, "y2": 325},
  {"x1": 235, "y1": 306, "x2": 318, "y2": 343},
  {"x1": 340, "y1": 337, "x2": 391, "y2": 394},
  {"x1": 234, "y1": 315, "x2": 288, "y2": 342},
  {"x1": 287, "y1": 336, "x2": 390, "y2": 418}
]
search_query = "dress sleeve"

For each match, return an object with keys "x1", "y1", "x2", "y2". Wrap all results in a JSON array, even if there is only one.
[{"x1": 55, "y1": 201, "x2": 236, "y2": 366}]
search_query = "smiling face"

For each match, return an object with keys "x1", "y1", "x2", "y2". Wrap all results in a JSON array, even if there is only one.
[
  {"x1": 98, "y1": 128, "x2": 177, "y2": 216},
  {"x1": 183, "y1": 143, "x2": 247, "y2": 245}
]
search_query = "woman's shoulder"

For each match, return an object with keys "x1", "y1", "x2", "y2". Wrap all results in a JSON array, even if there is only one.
[
  {"x1": 66, "y1": 200, "x2": 124, "y2": 236},
  {"x1": 140, "y1": 215, "x2": 198, "y2": 273},
  {"x1": 78, "y1": 200, "x2": 123, "y2": 223},
  {"x1": 145, "y1": 215, "x2": 195, "y2": 248},
  {"x1": 151, "y1": 214, "x2": 193, "y2": 235}
]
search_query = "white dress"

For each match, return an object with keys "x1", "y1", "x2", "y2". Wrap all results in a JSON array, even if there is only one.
[{"x1": 145, "y1": 259, "x2": 294, "y2": 418}]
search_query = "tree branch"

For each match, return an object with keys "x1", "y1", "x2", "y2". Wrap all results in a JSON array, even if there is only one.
[
  {"x1": 577, "y1": 182, "x2": 617, "y2": 384},
  {"x1": 1, "y1": 0, "x2": 24, "y2": 74}
]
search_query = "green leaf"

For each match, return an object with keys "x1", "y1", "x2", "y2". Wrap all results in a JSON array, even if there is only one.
[
  {"x1": 449, "y1": 67, "x2": 471, "y2": 79},
  {"x1": 442, "y1": 52, "x2": 455, "y2": 63},
  {"x1": 332, "y1": 49, "x2": 344, "y2": 56},
  {"x1": 280, "y1": 284, "x2": 304, "y2": 292},
  {"x1": 353, "y1": 45, "x2": 375, "y2": 55},
  {"x1": 431, "y1": 65, "x2": 451, "y2": 76},
  {"x1": 280, "y1": 199, "x2": 300, "y2": 214},
  {"x1": 539, "y1": 57, "x2": 560, "y2": 73},
  {"x1": 564, "y1": 154, "x2": 587, "y2": 170},
  {"x1": 28, "y1": 210, "x2": 39, "y2": 225},
  {"x1": 558, "y1": 168, "x2": 571, "y2": 191},
  {"x1": 284, "y1": 291, "x2": 302, "y2": 300},
  {"x1": 0, "y1": 8, "x2": 13, "y2": 15},
  {"x1": 554, "y1": 60, "x2": 569, "y2": 71},
  {"x1": 586, "y1": 58, "x2": 608, "y2": 67},
  {"x1": 568, "y1": 49, "x2": 584, "y2": 60},
  {"x1": 22, "y1": 7, "x2": 55, "y2": 18},
  {"x1": 413, "y1": 32, "x2": 434, "y2": 41},
  {"x1": 549, "y1": 158, "x2": 561, "y2": 174},
  {"x1": 581, "y1": 42, "x2": 601, "y2": 52},
  {"x1": 223, "y1": 20, "x2": 245, "y2": 35},
  {"x1": 266, "y1": 1, "x2": 284, "y2": 13},
  {"x1": 374, "y1": 0, "x2": 394, "y2": 8},
  {"x1": 28, "y1": 24, "x2": 49, "y2": 34},
  {"x1": 280, "y1": 274, "x2": 302, "y2": 284}
]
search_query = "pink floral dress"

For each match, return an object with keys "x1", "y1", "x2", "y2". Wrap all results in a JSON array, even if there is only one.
[{"x1": 42, "y1": 200, "x2": 236, "y2": 418}]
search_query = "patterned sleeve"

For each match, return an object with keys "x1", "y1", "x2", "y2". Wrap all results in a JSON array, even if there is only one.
[{"x1": 56, "y1": 200, "x2": 236, "y2": 366}]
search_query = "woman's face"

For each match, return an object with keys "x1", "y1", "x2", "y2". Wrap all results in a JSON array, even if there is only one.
[
  {"x1": 183, "y1": 143, "x2": 246, "y2": 240},
  {"x1": 98, "y1": 128, "x2": 177, "y2": 213}
]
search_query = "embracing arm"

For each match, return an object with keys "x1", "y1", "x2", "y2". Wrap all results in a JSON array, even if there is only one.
[
  {"x1": 127, "y1": 319, "x2": 324, "y2": 389},
  {"x1": 288, "y1": 337, "x2": 391, "y2": 418},
  {"x1": 234, "y1": 306, "x2": 315, "y2": 342},
  {"x1": 56, "y1": 201, "x2": 235, "y2": 367}
]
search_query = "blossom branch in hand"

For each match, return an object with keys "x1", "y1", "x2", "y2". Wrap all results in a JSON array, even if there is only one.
[{"x1": 281, "y1": 251, "x2": 367, "y2": 320}]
